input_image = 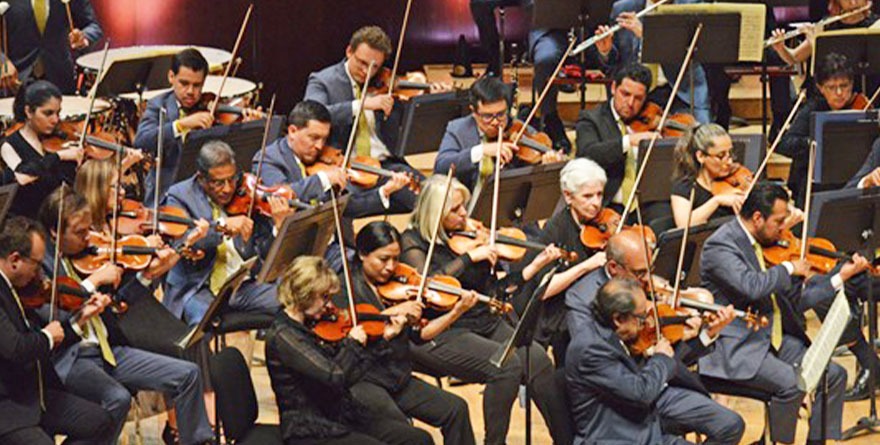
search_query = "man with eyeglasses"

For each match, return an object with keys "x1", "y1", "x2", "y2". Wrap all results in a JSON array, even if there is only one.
[
  {"x1": 163, "y1": 140, "x2": 294, "y2": 327},
  {"x1": 779, "y1": 52, "x2": 859, "y2": 208},
  {"x1": 434, "y1": 76, "x2": 564, "y2": 195},
  {"x1": 566, "y1": 276, "x2": 743, "y2": 444}
]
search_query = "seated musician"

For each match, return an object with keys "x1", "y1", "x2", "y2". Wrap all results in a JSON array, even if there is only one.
[
  {"x1": 695, "y1": 182, "x2": 877, "y2": 444},
  {"x1": 0, "y1": 215, "x2": 114, "y2": 445},
  {"x1": 265, "y1": 255, "x2": 434, "y2": 445},
  {"x1": 847, "y1": 135, "x2": 880, "y2": 189},
  {"x1": 304, "y1": 26, "x2": 434, "y2": 214},
  {"x1": 163, "y1": 140, "x2": 290, "y2": 326},
  {"x1": 593, "y1": 0, "x2": 710, "y2": 123},
  {"x1": 36, "y1": 189, "x2": 215, "y2": 445},
  {"x1": 1, "y1": 0, "x2": 103, "y2": 93},
  {"x1": 779, "y1": 52, "x2": 864, "y2": 207},
  {"x1": 575, "y1": 63, "x2": 671, "y2": 223},
  {"x1": 399, "y1": 175, "x2": 571, "y2": 445},
  {"x1": 567, "y1": 277, "x2": 743, "y2": 445},
  {"x1": 338, "y1": 221, "x2": 476, "y2": 444},
  {"x1": 134, "y1": 48, "x2": 260, "y2": 203},
  {"x1": 1, "y1": 81, "x2": 80, "y2": 218},
  {"x1": 433, "y1": 76, "x2": 564, "y2": 196}
]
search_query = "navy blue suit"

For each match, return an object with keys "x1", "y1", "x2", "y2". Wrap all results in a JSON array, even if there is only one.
[
  {"x1": 4, "y1": 0, "x2": 103, "y2": 94},
  {"x1": 162, "y1": 177, "x2": 279, "y2": 325},
  {"x1": 134, "y1": 91, "x2": 181, "y2": 204}
]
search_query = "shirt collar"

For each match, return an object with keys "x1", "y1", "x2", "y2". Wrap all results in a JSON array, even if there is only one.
[{"x1": 610, "y1": 98, "x2": 623, "y2": 124}]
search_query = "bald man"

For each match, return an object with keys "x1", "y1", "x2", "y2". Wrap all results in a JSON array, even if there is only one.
[{"x1": 565, "y1": 230, "x2": 743, "y2": 444}]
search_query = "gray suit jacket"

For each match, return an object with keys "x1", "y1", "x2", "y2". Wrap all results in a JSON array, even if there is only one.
[
  {"x1": 134, "y1": 91, "x2": 182, "y2": 203},
  {"x1": 254, "y1": 137, "x2": 327, "y2": 202},
  {"x1": 434, "y1": 115, "x2": 483, "y2": 191},
  {"x1": 698, "y1": 219, "x2": 835, "y2": 381},
  {"x1": 566, "y1": 307, "x2": 676, "y2": 445}
]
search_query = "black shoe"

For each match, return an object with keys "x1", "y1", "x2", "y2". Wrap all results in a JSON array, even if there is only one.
[
  {"x1": 845, "y1": 368, "x2": 875, "y2": 401},
  {"x1": 162, "y1": 423, "x2": 180, "y2": 445}
]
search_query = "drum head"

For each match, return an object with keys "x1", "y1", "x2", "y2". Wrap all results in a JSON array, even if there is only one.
[
  {"x1": 0, "y1": 96, "x2": 110, "y2": 122},
  {"x1": 77, "y1": 45, "x2": 232, "y2": 73},
  {"x1": 118, "y1": 75, "x2": 257, "y2": 102}
]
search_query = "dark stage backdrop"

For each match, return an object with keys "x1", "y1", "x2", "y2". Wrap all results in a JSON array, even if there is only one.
[{"x1": 89, "y1": 0, "x2": 530, "y2": 113}]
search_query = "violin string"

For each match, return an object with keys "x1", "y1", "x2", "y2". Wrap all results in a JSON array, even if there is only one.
[
  {"x1": 247, "y1": 93, "x2": 276, "y2": 219},
  {"x1": 617, "y1": 23, "x2": 703, "y2": 235}
]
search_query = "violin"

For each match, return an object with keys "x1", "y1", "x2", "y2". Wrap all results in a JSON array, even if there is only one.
[
  {"x1": 579, "y1": 208, "x2": 656, "y2": 250},
  {"x1": 225, "y1": 172, "x2": 313, "y2": 216},
  {"x1": 71, "y1": 232, "x2": 157, "y2": 275},
  {"x1": 19, "y1": 275, "x2": 128, "y2": 314},
  {"x1": 311, "y1": 302, "x2": 390, "y2": 343},
  {"x1": 848, "y1": 93, "x2": 871, "y2": 111},
  {"x1": 116, "y1": 199, "x2": 196, "y2": 238},
  {"x1": 376, "y1": 263, "x2": 513, "y2": 313},
  {"x1": 447, "y1": 218, "x2": 577, "y2": 263},
  {"x1": 711, "y1": 164, "x2": 754, "y2": 196},
  {"x1": 368, "y1": 67, "x2": 434, "y2": 101},
  {"x1": 650, "y1": 277, "x2": 769, "y2": 328},
  {"x1": 505, "y1": 120, "x2": 556, "y2": 165},
  {"x1": 193, "y1": 92, "x2": 265, "y2": 126},
  {"x1": 305, "y1": 146, "x2": 421, "y2": 193},
  {"x1": 629, "y1": 102, "x2": 698, "y2": 138},
  {"x1": 761, "y1": 229, "x2": 879, "y2": 275}
]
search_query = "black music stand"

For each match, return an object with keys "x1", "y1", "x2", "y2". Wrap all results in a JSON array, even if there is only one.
[
  {"x1": 813, "y1": 31, "x2": 880, "y2": 93},
  {"x1": 730, "y1": 133, "x2": 766, "y2": 173},
  {"x1": 0, "y1": 183, "x2": 17, "y2": 227},
  {"x1": 95, "y1": 54, "x2": 176, "y2": 98},
  {"x1": 256, "y1": 195, "x2": 349, "y2": 284},
  {"x1": 469, "y1": 162, "x2": 566, "y2": 227},
  {"x1": 642, "y1": 13, "x2": 742, "y2": 66},
  {"x1": 393, "y1": 90, "x2": 469, "y2": 158},
  {"x1": 652, "y1": 216, "x2": 733, "y2": 288},
  {"x1": 178, "y1": 257, "x2": 258, "y2": 350},
  {"x1": 810, "y1": 110, "x2": 880, "y2": 189},
  {"x1": 175, "y1": 116, "x2": 285, "y2": 183}
]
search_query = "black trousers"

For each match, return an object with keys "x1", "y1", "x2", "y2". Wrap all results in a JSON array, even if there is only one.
[
  {"x1": 0, "y1": 389, "x2": 112, "y2": 445},
  {"x1": 351, "y1": 378, "x2": 475, "y2": 445},
  {"x1": 411, "y1": 321, "x2": 572, "y2": 445}
]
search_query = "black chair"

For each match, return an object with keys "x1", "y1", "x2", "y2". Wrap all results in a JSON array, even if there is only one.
[
  {"x1": 702, "y1": 375, "x2": 775, "y2": 445},
  {"x1": 210, "y1": 311, "x2": 275, "y2": 350},
  {"x1": 209, "y1": 347, "x2": 283, "y2": 445}
]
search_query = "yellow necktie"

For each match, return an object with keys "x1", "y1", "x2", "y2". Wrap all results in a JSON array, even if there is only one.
[
  {"x1": 9, "y1": 283, "x2": 45, "y2": 410},
  {"x1": 209, "y1": 204, "x2": 229, "y2": 295},
  {"x1": 34, "y1": 0, "x2": 48, "y2": 34},
  {"x1": 63, "y1": 259, "x2": 116, "y2": 366},
  {"x1": 354, "y1": 88, "x2": 372, "y2": 157},
  {"x1": 619, "y1": 119, "x2": 637, "y2": 204},
  {"x1": 753, "y1": 242, "x2": 783, "y2": 350}
]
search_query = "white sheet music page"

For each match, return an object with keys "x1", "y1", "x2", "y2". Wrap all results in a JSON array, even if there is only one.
[{"x1": 797, "y1": 289, "x2": 851, "y2": 393}]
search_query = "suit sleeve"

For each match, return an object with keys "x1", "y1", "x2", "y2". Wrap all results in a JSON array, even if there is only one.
[
  {"x1": 575, "y1": 112, "x2": 625, "y2": 166},
  {"x1": 702, "y1": 237, "x2": 792, "y2": 306},
  {"x1": 434, "y1": 124, "x2": 479, "y2": 183},
  {"x1": 73, "y1": 0, "x2": 104, "y2": 47},
  {"x1": 270, "y1": 329, "x2": 372, "y2": 389},
  {"x1": 304, "y1": 73, "x2": 355, "y2": 128},
  {"x1": 846, "y1": 139, "x2": 880, "y2": 188},
  {"x1": 0, "y1": 305, "x2": 52, "y2": 365},
  {"x1": 134, "y1": 100, "x2": 178, "y2": 156}
]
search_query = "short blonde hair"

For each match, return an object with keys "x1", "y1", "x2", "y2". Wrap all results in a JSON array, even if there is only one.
[
  {"x1": 409, "y1": 175, "x2": 470, "y2": 244},
  {"x1": 277, "y1": 256, "x2": 340, "y2": 312}
]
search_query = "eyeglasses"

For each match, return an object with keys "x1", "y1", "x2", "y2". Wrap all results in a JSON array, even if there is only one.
[
  {"x1": 475, "y1": 111, "x2": 508, "y2": 124},
  {"x1": 631, "y1": 312, "x2": 648, "y2": 326},
  {"x1": 820, "y1": 81, "x2": 853, "y2": 94},
  {"x1": 701, "y1": 149, "x2": 736, "y2": 162},
  {"x1": 19, "y1": 255, "x2": 42, "y2": 267},
  {"x1": 202, "y1": 171, "x2": 242, "y2": 189}
]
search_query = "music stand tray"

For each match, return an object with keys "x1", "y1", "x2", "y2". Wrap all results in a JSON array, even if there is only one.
[
  {"x1": 0, "y1": 183, "x2": 17, "y2": 227},
  {"x1": 95, "y1": 54, "x2": 176, "y2": 97},
  {"x1": 176, "y1": 116, "x2": 284, "y2": 183},
  {"x1": 178, "y1": 257, "x2": 257, "y2": 349},
  {"x1": 653, "y1": 216, "x2": 733, "y2": 288},
  {"x1": 393, "y1": 91, "x2": 469, "y2": 158},
  {"x1": 257, "y1": 195, "x2": 349, "y2": 284},
  {"x1": 470, "y1": 161, "x2": 566, "y2": 227},
  {"x1": 810, "y1": 110, "x2": 880, "y2": 185}
]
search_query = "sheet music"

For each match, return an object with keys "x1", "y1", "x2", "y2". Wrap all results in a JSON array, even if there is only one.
[
  {"x1": 655, "y1": 3, "x2": 767, "y2": 62},
  {"x1": 797, "y1": 290, "x2": 851, "y2": 393}
]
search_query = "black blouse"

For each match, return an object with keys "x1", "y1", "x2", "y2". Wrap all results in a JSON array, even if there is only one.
[
  {"x1": 1, "y1": 131, "x2": 75, "y2": 219},
  {"x1": 671, "y1": 177, "x2": 734, "y2": 223}
]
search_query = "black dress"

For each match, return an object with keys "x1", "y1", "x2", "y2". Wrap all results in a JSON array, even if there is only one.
[
  {"x1": 1, "y1": 131, "x2": 75, "y2": 219},
  {"x1": 671, "y1": 177, "x2": 735, "y2": 223}
]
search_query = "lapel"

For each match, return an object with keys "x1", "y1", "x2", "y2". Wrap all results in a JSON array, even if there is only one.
[
  {"x1": 333, "y1": 60, "x2": 355, "y2": 102},
  {"x1": 277, "y1": 138, "x2": 302, "y2": 182},
  {"x1": 164, "y1": 91, "x2": 181, "y2": 122},
  {"x1": 600, "y1": 102, "x2": 622, "y2": 139},
  {"x1": 729, "y1": 220, "x2": 762, "y2": 272},
  {"x1": 0, "y1": 275, "x2": 27, "y2": 332}
]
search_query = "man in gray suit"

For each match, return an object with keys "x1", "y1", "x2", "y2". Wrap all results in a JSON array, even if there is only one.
[{"x1": 698, "y1": 182, "x2": 859, "y2": 444}]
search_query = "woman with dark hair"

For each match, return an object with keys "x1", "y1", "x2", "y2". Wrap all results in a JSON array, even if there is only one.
[
  {"x1": 341, "y1": 221, "x2": 476, "y2": 445},
  {"x1": 1, "y1": 80, "x2": 81, "y2": 218}
]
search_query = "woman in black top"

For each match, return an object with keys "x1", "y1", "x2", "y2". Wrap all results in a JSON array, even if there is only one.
[
  {"x1": 399, "y1": 175, "x2": 571, "y2": 445},
  {"x1": 670, "y1": 123, "x2": 743, "y2": 228},
  {"x1": 341, "y1": 221, "x2": 476, "y2": 445},
  {"x1": 1, "y1": 81, "x2": 81, "y2": 218},
  {"x1": 264, "y1": 256, "x2": 431, "y2": 445}
]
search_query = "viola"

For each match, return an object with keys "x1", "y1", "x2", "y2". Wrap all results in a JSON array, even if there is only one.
[
  {"x1": 225, "y1": 172, "x2": 313, "y2": 217},
  {"x1": 448, "y1": 218, "x2": 577, "y2": 263},
  {"x1": 305, "y1": 146, "x2": 421, "y2": 193},
  {"x1": 579, "y1": 207, "x2": 656, "y2": 250},
  {"x1": 711, "y1": 164, "x2": 754, "y2": 196},
  {"x1": 376, "y1": 263, "x2": 513, "y2": 313},
  {"x1": 311, "y1": 302, "x2": 389, "y2": 343},
  {"x1": 629, "y1": 101, "x2": 698, "y2": 138}
]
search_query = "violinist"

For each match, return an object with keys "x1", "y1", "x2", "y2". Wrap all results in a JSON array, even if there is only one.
[
  {"x1": 36, "y1": 188, "x2": 215, "y2": 445},
  {"x1": 163, "y1": 140, "x2": 290, "y2": 326},
  {"x1": 1, "y1": 80, "x2": 80, "y2": 218},
  {"x1": 303, "y1": 26, "x2": 431, "y2": 213},
  {"x1": 574, "y1": 63, "x2": 670, "y2": 224},
  {"x1": 134, "y1": 48, "x2": 261, "y2": 203},
  {"x1": 670, "y1": 124, "x2": 744, "y2": 228},
  {"x1": 399, "y1": 175, "x2": 571, "y2": 445},
  {"x1": 695, "y1": 182, "x2": 874, "y2": 444},
  {"x1": 0, "y1": 215, "x2": 114, "y2": 445},
  {"x1": 338, "y1": 221, "x2": 476, "y2": 445},
  {"x1": 433, "y1": 76, "x2": 564, "y2": 194},
  {"x1": 779, "y1": 53, "x2": 866, "y2": 207},
  {"x1": 265, "y1": 255, "x2": 434, "y2": 445},
  {"x1": 567, "y1": 277, "x2": 743, "y2": 445}
]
